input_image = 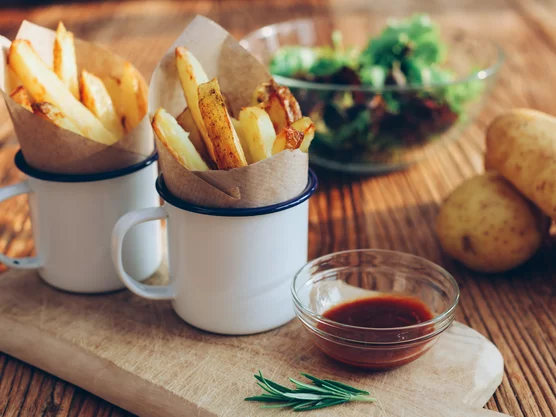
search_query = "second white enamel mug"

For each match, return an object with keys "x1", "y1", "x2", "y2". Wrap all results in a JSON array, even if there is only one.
[
  {"x1": 0, "y1": 151, "x2": 162, "y2": 293},
  {"x1": 112, "y1": 170, "x2": 317, "y2": 335}
]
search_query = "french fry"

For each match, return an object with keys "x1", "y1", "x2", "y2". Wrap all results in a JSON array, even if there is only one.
[
  {"x1": 253, "y1": 79, "x2": 302, "y2": 132},
  {"x1": 9, "y1": 86, "x2": 32, "y2": 112},
  {"x1": 272, "y1": 117, "x2": 314, "y2": 154},
  {"x1": 175, "y1": 47, "x2": 214, "y2": 161},
  {"x1": 272, "y1": 126, "x2": 304, "y2": 155},
  {"x1": 292, "y1": 117, "x2": 315, "y2": 152},
  {"x1": 152, "y1": 108, "x2": 208, "y2": 171},
  {"x1": 9, "y1": 40, "x2": 118, "y2": 145},
  {"x1": 176, "y1": 107, "x2": 211, "y2": 165},
  {"x1": 120, "y1": 62, "x2": 147, "y2": 133},
  {"x1": 102, "y1": 76, "x2": 124, "y2": 118},
  {"x1": 237, "y1": 107, "x2": 276, "y2": 163},
  {"x1": 53, "y1": 22, "x2": 79, "y2": 99},
  {"x1": 231, "y1": 117, "x2": 242, "y2": 135},
  {"x1": 80, "y1": 70, "x2": 125, "y2": 138},
  {"x1": 198, "y1": 78, "x2": 247, "y2": 169},
  {"x1": 32, "y1": 102, "x2": 84, "y2": 136}
]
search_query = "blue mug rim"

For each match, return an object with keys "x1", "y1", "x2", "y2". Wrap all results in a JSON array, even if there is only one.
[
  {"x1": 14, "y1": 150, "x2": 158, "y2": 183},
  {"x1": 156, "y1": 169, "x2": 318, "y2": 217}
]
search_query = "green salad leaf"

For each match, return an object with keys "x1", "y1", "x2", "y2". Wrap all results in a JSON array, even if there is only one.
[{"x1": 268, "y1": 14, "x2": 485, "y2": 158}]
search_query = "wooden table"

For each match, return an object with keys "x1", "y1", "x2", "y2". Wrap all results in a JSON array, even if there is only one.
[{"x1": 0, "y1": 1, "x2": 555, "y2": 416}]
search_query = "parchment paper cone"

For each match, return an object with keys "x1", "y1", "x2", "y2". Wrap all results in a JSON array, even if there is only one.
[
  {"x1": 149, "y1": 15, "x2": 308, "y2": 209},
  {"x1": 0, "y1": 21, "x2": 154, "y2": 175}
]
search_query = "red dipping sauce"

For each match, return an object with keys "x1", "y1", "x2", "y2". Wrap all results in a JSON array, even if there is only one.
[
  {"x1": 323, "y1": 295, "x2": 434, "y2": 329},
  {"x1": 314, "y1": 295, "x2": 436, "y2": 370}
]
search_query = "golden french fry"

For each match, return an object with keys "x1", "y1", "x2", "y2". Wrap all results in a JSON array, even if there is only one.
[
  {"x1": 152, "y1": 108, "x2": 208, "y2": 171},
  {"x1": 271, "y1": 117, "x2": 314, "y2": 154},
  {"x1": 292, "y1": 117, "x2": 315, "y2": 152},
  {"x1": 120, "y1": 62, "x2": 147, "y2": 133},
  {"x1": 53, "y1": 22, "x2": 79, "y2": 99},
  {"x1": 102, "y1": 76, "x2": 124, "y2": 118},
  {"x1": 272, "y1": 126, "x2": 304, "y2": 155},
  {"x1": 237, "y1": 106, "x2": 276, "y2": 163},
  {"x1": 253, "y1": 79, "x2": 302, "y2": 132},
  {"x1": 80, "y1": 70, "x2": 125, "y2": 138},
  {"x1": 32, "y1": 102, "x2": 84, "y2": 136},
  {"x1": 198, "y1": 78, "x2": 247, "y2": 169},
  {"x1": 176, "y1": 107, "x2": 211, "y2": 165},
  {"x1": 175, "y1": 47, "x2": 214, "y2": 161},
  {"x1": 9, "y1": 86, "x2": 32, "y2": 112},
  {"x1": 9, "y1": 40, "x2": 117, "y2": 145}
]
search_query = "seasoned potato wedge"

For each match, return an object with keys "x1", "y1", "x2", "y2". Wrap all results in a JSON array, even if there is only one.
[
  {"x1": 175, "y1": 47, "x2": 213, "y2": 161},
  {"x1": 32, "y1": 102, "x2": 84, "y2": 136},
  {"x1": 9, "y1": 86, "x2": 32, "y2": 112},
  {"x1": 272, "y1": 117, "x2": 315, "y2": 154},
  {"x1": 53, "y1": 22, "x2": 79, "y2": 100},
  {"x1": 272, "y1": 126, "x2": 304, "y2": 155},
  {"x1": 120, "y1": 62, "x2": 147, "y2": 133},
  {"x1": 292, "y1": 117, "x2": 315, "y2": 152},
  {"x1": 152, "y1": 108, "x2": 209, "y2": 171},
  {"x1": 80, "y1": 70, "x2": 124, "y2": 138},
  {"x1": 237, "y1": 107, "x2": 276, "y2": 163},
  {"x1": 176, "y1": 107, "x2": 212, "y2": 166},
  {"x1": 198, "y1": 78, "x2": 247, "y2": 169},
  {"x1": 9, "y1": 40, "x2": 117, "y2": 145},
  {"x1": 253, "y1": 79, "x2": 302, "y2": 132}
]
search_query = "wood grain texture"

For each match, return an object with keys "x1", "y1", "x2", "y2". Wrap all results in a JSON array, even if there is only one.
[
  {"x1": 0, "y1": 0, "x2": 555, "y2": 416},
  {"x1": 0, "y1": 269, "x2": 506, "y2": 417}
]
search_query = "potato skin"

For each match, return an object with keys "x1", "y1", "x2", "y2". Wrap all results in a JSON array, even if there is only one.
[
  {"x1": 436, "y1": 172, "x2": 548, "y2": 273},
  {"x1": 485, "y1": 108, "x2": 556, "y2": 221}
]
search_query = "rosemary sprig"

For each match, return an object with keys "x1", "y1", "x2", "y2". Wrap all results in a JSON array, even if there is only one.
[{"x1": 245, "y1": 371, "x2": 376, "y2": 412}]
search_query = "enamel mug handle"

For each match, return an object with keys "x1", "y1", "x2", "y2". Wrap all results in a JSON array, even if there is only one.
[
  {"x1": 111, "y1": 206, "x2": 175, "y2": 300},
  {"x1": 0, "y1": 181, "x2": 43, "y2": 269}
]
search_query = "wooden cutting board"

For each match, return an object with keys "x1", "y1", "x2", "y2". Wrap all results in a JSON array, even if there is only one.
[{"x1": 0, "y1": 268, "x2": 508, "y2": 417}]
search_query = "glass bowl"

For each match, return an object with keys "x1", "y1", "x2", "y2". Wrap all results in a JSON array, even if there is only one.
[
  {"x1": 292, "y1": 250, "x2": 459, "y2": 370},
  {"x1": 241, "y1": 16, "x2": 504, "y2": 174}
]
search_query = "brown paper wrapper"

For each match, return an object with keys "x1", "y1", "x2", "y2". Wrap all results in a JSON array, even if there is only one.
[
  {"x1": 149, "y1": 15, "x2": 309, "y2": 209},
  {"x1": 0, "y1": 21, "x2": 154, "y2": 174}
]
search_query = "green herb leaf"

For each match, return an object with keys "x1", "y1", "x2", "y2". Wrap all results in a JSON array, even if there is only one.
[{"x1": 245, "y1": 371, "x2": 376, "y2": 412}]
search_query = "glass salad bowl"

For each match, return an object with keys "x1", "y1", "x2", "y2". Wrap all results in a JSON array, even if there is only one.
[{"x1": 241, "y1": 15, "x2": 504, "y2": 174}]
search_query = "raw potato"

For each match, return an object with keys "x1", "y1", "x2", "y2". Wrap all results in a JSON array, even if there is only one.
[
  {"x1": 485, "y1": 108, "x2": 556, "y2": 221},
  {"x1": 436, "y1": 172, "x2": 549, "y2": 273}
]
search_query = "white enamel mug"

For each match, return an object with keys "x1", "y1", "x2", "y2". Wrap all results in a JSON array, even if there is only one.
[
  {"x1": 0, "y1": 151, "x2": 162, "y2": 293},
  {"x1": 112, "y1": 170, "x2": 317, "y2": 335}
]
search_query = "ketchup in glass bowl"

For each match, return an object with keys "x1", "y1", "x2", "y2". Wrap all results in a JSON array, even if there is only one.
[{"x1": 292, "y1": 250, "x2": 459, "y2": 370}]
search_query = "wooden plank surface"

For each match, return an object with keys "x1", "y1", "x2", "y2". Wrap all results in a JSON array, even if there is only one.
[
  {"x1": 0, "y1": 270, "x2": 507, "y2": 417},
  {"x1": 0, "y1": 0, "x2": 555, "y2": 416}
]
